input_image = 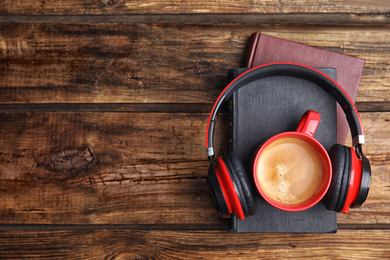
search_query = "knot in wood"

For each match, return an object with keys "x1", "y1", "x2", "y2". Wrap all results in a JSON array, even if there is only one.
[
  {"x1": 101, "y1": 0, "x2": 114, "y2": 5},
  {"x1": 45, "y1": 148, "x2": 94, "y2": 177}
]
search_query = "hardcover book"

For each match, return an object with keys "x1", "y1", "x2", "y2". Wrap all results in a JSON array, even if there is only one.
[
  {"x1": 228, "y1": 67, "x2": 338, "y2": 233},
  {"x1": 244, "y1": 33, "x2": 365, "y2": 144}
]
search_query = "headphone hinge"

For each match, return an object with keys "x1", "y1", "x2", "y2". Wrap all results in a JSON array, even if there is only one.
[
  {"x1": 355, "y1": 144, "x2": 363, "y2": 160},
  {"x1": 207, "y1": 147, "x2": 215, "y2": 158},
  {"x1": 352, "y1": 134, "x2": 365, "y2": 147}
]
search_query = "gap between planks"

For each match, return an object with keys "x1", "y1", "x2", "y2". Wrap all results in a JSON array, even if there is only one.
[
  {"x1": 0, "y1": 13, "x2": 389, "y2": 25},
  {"x1": 0, "y1": 223, "x2": 389, "y2": 231},
  {"x1": 0, "y1": 102, "x2": 388, "y2": 113}
]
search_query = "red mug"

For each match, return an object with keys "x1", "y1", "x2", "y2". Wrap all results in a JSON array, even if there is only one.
[{"x1": 253, "y1": 110, "x2": 332, "y2": 211}]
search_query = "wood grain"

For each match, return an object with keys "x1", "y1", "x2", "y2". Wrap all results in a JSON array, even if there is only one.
[
  {"x1": 0, "y1": 111, "x2": 388, "y2": 225},
  {"x1": 1, "y1": 23, "x2": 389, "y2": 104},
  {"x1": 0, "y1": 229, "x2": 389, "y2": 259},
  {"x1": 0, "y1": 112, "x2": 227, "y2": 224},
  {"x1": 0, "y1": 0, "x2": 389, "y2": 15}
]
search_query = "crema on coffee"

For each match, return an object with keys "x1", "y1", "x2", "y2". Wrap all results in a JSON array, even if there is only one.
[{"x1": 255, "y1": 137, "x2": 323, "y2": 204}]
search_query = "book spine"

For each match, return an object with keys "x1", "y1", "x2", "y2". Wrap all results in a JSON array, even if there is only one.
[{"x1": 244, "y1": 33, "x2": 260, "y2": 68}]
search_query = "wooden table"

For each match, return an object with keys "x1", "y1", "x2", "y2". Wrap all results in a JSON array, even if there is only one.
[{"x1": 0, "y1": 1, "x2": 389, "y2": 258}]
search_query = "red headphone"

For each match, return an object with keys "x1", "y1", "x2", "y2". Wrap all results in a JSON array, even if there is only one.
[{"x1": 206, "y1": 62, "x2": 371, "y2": 220}]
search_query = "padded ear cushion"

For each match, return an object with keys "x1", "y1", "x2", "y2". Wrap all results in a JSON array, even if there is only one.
[
  {"x1": 324, "y1": 144, "x2": 351, "y2": 212},
  {"x1": 222, "y1": 153, "x2": 257, "y2": 216},
  {"x1": 352, "y1": 154, "x2": 371, "y2": 208},
  {"x1": 207, "y1": 165, "x2": 230, "y2": 218}
]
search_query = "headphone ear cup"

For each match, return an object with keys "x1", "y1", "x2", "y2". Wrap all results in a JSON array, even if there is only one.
[
  {"x1": 207, "y1": 165, "x2": 230, "y2": 218},
  {"x1": 222, "y1": 153, "x2": 257, "y2": 217},
  {"x1": 324, "y1": 144, "x2": 351, "y2": 212},
  {"x1": 352, "y1": 154, "x2": 371, "y2": 208}
]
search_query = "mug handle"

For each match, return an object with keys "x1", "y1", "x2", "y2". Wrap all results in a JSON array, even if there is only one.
[{"x1": 295, "y1": 110, "x2": 321, "y2": 137}]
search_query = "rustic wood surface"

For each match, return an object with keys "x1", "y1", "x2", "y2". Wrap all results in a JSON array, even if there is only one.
[
  {"x1": 1, "y1": 0, "x2": 390, "y2": 258},
  {"x1": 0, "y1": 23, "x2": 389, "y2": 104},
  {"x1": 1, "y1": 0, "x2": 389, "y2": 15},
  {"x1": 0, "y1": 230, "x2": 389, "y2": 259}
]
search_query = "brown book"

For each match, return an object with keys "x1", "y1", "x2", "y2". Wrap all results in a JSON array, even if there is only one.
[{"x1": 245, "y1": 33, "x2": 365, "y2": 144}]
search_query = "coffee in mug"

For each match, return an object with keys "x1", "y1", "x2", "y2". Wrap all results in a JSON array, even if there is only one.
[
  {"x1": 253, "y1": 110, "x2": 332, "y2": 211},
  {"x1": 255, "y1": 137, "x2": 324, "y2": 205}
]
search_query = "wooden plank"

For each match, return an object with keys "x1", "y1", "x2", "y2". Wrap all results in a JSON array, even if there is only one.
[
  {"x1": 0, "y1": 23, "x2": 389, "y2": 104},
  {"x1": 0, "y1": 112, "x2": 227, "y2": 225},
  {"x1": 0, "y1": 0, "x2": 389, "y2": 15},
  {"x1": 0, "y1": 111, "x2": 389, "y2": 225},
  {"x1": 0, "y1": 229, "x2": 389, "y2": 259}
]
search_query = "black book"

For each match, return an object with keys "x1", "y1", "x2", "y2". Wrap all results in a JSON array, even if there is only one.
[{"x1": 228, "y1": 68, "x2": 338, "y2": 233}]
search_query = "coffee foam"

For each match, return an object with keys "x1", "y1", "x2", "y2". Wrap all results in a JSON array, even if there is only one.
[{"x1": 255, "y1": 137, "x2": 323, "y2": 205}]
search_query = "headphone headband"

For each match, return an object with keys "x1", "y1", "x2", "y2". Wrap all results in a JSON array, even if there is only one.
[{"x1": 206, "y1": 62, "x2": 364, "y2": 157}]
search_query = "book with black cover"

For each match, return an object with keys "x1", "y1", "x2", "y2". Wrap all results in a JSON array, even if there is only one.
[
  {"x1": 228, "y1": 67, "x2": 338, "y2": 233},
  {"x1": 245, "y1": 33, "x2": 365, "y2": 145}
]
